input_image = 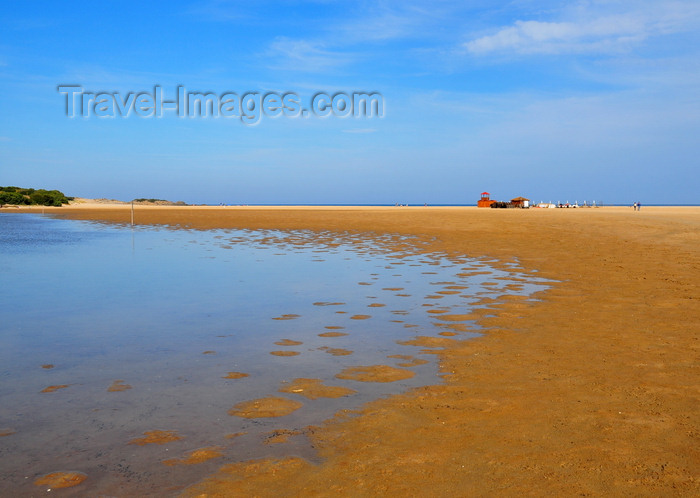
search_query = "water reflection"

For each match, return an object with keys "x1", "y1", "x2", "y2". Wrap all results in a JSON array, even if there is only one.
[{"x1": 0, "y1": 214, "x2": 551, "y2": 496}]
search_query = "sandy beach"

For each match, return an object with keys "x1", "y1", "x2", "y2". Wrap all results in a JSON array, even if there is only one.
[{"x1": 12, "y1": 204, "x2": 699, "y2": 496}]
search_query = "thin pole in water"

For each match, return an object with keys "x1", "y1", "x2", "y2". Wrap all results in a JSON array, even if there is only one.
[{"x1": 131, "y1": 201, "x2": 134, "y2": 226}]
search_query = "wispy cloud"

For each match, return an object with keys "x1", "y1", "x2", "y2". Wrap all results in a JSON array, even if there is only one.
[
  {"x1": 266, "y1": 37, "x2": 354, "y2": 72},
  {"x1": 464, "y1": 2, "x2": 700, "y2": 55},
  {"x1": 342, "y1": 128, "x2": 377, "y2": 134}
]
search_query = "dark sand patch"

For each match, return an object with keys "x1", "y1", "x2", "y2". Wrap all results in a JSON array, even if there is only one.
[
  {"x1": 335, "y1": 365, "x2": 415, "y2": 383},
  {"x1": 228, "y1": 397, "x2": 303, "y2": 418},
  {"x1": 223, "y1": 372, "x2": 250, "y2": 379},
  {"x1": 279, "y1": 378, "x2": 357, "y2": 400},
  {"x1": 225, "y1": 432, "x2": 246, "y2": 439},
  {"x1": 202, "y1": 350, "x2": 216, "y2": 355},
  {"x1": 40, "y1": 384, "x2": 69, "y2": 393},
  {"x1": 41, "y1": 364, "x2": 54, "y2": 369},
  {"x1": 272, "y1": 314, "x2": 301, "y2": 320},
  {"x1": 34, "y1": 471, "x2": 87, "y2": 489},
  {"x1": 264, "y1": 429, "x2": 302, "y2": 445},
  {"x1": 438, "y1": 331, "x2": 459, "y2": 336},
  {"x1": 313, "y1": 302, "x2": 346, "y2": 306},
  {"x1": 0, "y1": 429, "x2": 16, "y2": 437},
  {"x1": 163, "y1": 447, "x2": 223, "y2": 466},
  {"x1": 324, "y1": 325, "x2": 345, "y2": 330},
  {"x1": 368, "y1": 303, "x2": 386, "y2": 308},
  {"x1": 350, "y1": 314, "x2": 371, "y2": 320},
  {"x1": 270, "y1": 351, "x2": 301, "y2": 357},
  {"x1": 129, "y1": 430, "x2": 183, "y2": 446}
]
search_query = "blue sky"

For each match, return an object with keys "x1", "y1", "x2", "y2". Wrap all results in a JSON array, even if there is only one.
[{"x1": 1, "y1": 1, "x2": 698, "y2": 204}]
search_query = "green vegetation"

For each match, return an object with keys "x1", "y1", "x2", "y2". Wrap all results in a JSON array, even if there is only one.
[{"x1": 0, "y1": 186, "x2": 73, "y2": 206}]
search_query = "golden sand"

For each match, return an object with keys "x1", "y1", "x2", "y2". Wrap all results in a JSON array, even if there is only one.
[{"x1": 32, "y1": 204, "x2": 699, "y2": 495}]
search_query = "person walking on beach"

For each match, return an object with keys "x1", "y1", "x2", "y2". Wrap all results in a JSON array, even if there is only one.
[
  {"x1": 633, "y1": 202, "x2": 638, "y2": 211},
  {"x1": 637, "y1": 202, "x2": 641, "y2": 211}
]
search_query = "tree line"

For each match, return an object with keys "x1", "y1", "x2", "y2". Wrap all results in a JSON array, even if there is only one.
[{"x1": 0, "y1": 186, "x2": 73, "y2": 206}]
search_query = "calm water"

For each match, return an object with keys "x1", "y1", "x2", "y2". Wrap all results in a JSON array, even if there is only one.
[{"x1": 0, "y1": 214, "x2": 550, "y2": 496}]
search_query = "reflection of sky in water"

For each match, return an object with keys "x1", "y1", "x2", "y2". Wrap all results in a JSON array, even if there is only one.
[{"x1": 0, "y1": 214, "x2": 552, "y2": 496}]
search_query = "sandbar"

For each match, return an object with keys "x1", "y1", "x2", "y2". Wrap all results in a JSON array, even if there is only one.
[{"x1": 22, "y1": 203, "x2": 699, "y2": 495}]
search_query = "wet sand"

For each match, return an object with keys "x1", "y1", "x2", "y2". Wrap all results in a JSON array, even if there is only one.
[{"x1": 15, "y1": 204, "x2": 699, "y2": 495}]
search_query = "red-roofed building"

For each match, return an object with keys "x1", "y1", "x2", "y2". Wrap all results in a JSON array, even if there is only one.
[{"x1": 477, "y1": 192, "x2": 496, "y2": 208}]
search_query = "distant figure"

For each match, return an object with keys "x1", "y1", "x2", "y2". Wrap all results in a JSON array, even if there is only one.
[
  {"x1": 637, "y1": 202, "x2": 641, "y2": 211},
  {"x1": 633, "y1": 202, "x2": 638, "y2": 211}
]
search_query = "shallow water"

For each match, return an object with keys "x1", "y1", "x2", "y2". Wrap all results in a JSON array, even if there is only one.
[{"x1": 0, "y1": 214, "x2": 551, "y2": 496}]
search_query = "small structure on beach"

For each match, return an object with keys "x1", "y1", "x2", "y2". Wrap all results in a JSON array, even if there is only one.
[
  {"x1": 510, "y1": 196, "x2": 530, "y2": 208},
  {"x1": 477, "y1": 192, "x2": 496, "y2": 208}
]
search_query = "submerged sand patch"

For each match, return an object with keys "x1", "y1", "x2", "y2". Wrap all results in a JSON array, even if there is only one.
[
  {"x1": 278, "y1": 378, "x2": 357, "y2": 399},
  {"x1": 162, "y1": 447, "x2": 223, "y2": 466},
  {"x1": 228, "y1": 397, "x2": 303, "y2": 418},
  {"x1": 270, "y1": 351, "x2": 300, "y2": 357},
  {"x1": 274, "y1": 339, "x2": 303, "y2": 346},
  {"x1": 318, "y1": 331, "x2": 348, "y2": 337},
  {"x1": 34, "y1": 471, "x2": 87, "y2": 489},
  {"x1": 319, "y1": 347, "x2": 353, "y2": 356},
  {"x1": 40, "y1": 384, "x2": 69, "y2": 393},
  {"x1": 107, "y1": 380, "x2": 132, "y2": 392},
  {"x1": 128, "y1": 430, "x2": 182, "y2": 446},
  {"x1": 335, "y1": 365, "x2": 415, "y2": 383},
  {"x1": 223, "y1": 372, "x2": 249, "y2": 379}
]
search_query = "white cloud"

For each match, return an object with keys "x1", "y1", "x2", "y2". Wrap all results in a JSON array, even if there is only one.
[{"x1": 464, "y1": 2, "x2": 700, "y2": 55}]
